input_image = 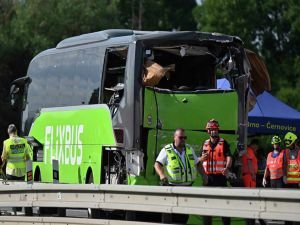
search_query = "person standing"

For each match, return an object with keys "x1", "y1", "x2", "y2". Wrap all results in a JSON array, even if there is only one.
[
  {"x1": 241, "y1": 139, "x2": 267, "y2": 225},
  {"x1": 1, "y1": 124, "x2": 32, "y2": 181},
  {"x1": 283, "y1": 132, "x2": 299, "y2": 225},
  {"x1": 284, "y1": 132, "x2": 300, "y2": 187},
  {"x1": 256, "y1": 148, "x2": 267, "y2": 187},
  {"x1": 154, "y1": 128, "x2": 204, "y2": 223},
  {"x1": 241, "y1": 139, "x2": 259, "y2": 188},
  {"x1": 199, "y1": 119, "x2": 232, "y2": 225},
  {"x1": 262, "y1": 135, "x2": 286, "y2": 188}
]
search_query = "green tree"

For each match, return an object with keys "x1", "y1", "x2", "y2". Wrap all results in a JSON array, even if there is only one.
[
  {"x1": 117, "y1": 0, "x2": 197, "y2": 30},
  {"x1": 10, "y1": 0, "x2": 121, "y2": 55},
  {"x1": 193, "y1": 0, "x2": 300, "y2": 110}
]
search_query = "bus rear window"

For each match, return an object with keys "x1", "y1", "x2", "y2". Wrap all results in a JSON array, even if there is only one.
[{"x1": 142, "y1": 45, "x2": 216, "y2": 91}]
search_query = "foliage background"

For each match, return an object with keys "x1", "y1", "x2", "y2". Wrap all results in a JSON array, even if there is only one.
[{"x1": 0, "y1": 0, "x2": 299, "y2": 146}]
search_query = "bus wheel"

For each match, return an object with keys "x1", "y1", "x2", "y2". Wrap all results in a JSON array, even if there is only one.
[
  {"x1": 34, "y1": 169, "x2": 63, "y2": 216},
  {"x1": 86, "y1": 171, "x2": 101, "y2": 219}
]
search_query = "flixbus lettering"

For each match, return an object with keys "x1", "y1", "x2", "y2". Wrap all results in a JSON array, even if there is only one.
[
  {"x1": 10, "y1": 29, "x2": 268, "y2": 191},
  {"x1": 44, "y1": 125, "x2": 83, "y2": 165}
]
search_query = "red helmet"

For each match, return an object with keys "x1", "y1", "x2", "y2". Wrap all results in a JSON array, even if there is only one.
[{"x1": 205, "y1": 119, "x2": 220, "y2": 130}]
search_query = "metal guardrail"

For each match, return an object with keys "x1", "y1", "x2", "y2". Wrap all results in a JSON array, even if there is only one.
[
  {"x1": 0, "y1": 183, "x2": 299, "y2": 222},
  {"x1": 0, "y1": 216, "x2": 163, "y2": 225}
]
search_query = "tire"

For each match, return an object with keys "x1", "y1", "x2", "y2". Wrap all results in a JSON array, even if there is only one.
[
  {"x1": 86, "y1": 171, "x2": 102, "y2": 219},
  {"x1": 35, "y1": 168, "x2": 65, "y2": 216}
]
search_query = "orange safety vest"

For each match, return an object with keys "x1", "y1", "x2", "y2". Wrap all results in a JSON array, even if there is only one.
[
  {"x1": 202, "y1": 138, "x2": 226, "y2": 175},
  {"x1": 266, "y1": 151, "x2": 284, "y2": 180},
  {"x1": 286, "y1": 149, "x2": 300, "y2": 184},
  {"x1": 241, "y1": 147, "x2": 258, "y2": 175}
]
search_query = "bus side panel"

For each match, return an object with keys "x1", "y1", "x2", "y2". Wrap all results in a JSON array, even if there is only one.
[
  {"x1": 141, "y1": 88, "x2": 239, "y2": 186},
  {"x1": 143, "y1": 88, "x2": 238, "y2": 131},
  {"x1": 29, "y1": 105, "x2": 116, "y2": 184}
]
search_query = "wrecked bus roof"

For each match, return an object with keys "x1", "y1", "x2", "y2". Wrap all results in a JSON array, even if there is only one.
[{"x1": 56, "y1": 29, "x2": 243, "y2": 49}]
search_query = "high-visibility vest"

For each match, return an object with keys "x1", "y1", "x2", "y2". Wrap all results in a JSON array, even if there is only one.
[
  {"x1": 164, "y1": 144, "x2": 197, "y2": 184},
  {"x1": 4, "y1": 137, "x2": 29, "y2": 177},
  {"x1": 285, "y1": 149, "x2": 300, "y2": 184},
  {"x1": 266, "y1": 151, "x2": 284, "y2": 180},
  {"x1": 202, "y1": 138, "x2": 226, "y2": 175},
  {"x1": 242, "y1": 147, "x2": 258, "y2": 175}
]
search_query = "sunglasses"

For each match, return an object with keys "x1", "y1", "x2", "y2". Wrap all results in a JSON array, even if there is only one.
[{"x1": 178, "y1": 136, "x2": 187, "y2": 140}]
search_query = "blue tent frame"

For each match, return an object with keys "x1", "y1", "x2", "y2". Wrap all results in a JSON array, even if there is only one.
[{"x1": 217, "y1": 79, "x2": 300, "y2": 135}]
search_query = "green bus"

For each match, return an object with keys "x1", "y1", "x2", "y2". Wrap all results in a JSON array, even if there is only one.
[{"x1": 10, "y1": 29, "x2": 252, "y2": 186}]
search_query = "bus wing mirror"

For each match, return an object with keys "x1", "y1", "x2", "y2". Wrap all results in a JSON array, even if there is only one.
[{"x1": 10, "y1": 76, "x2": 32, "y2": 111}]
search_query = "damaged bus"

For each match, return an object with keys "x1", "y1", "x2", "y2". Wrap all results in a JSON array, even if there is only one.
[{"x1": 10, "y1": 29, "x2": 260, "y2": 186}]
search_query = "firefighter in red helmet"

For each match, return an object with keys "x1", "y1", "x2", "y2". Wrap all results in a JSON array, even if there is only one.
[{"x1": 200, "y1": 119, "x2": 232, "y2": 225}]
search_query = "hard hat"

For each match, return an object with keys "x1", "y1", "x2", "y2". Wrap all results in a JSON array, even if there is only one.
[
  {"x1": 271, "y1": 135, "x2": 281, "y2": 145},
  {"x1": 205, "y1": 119, "x2": 220, "y2": 130},
  {"x1": 284, "y1": 132, "x2": 298, "y2": 148}
]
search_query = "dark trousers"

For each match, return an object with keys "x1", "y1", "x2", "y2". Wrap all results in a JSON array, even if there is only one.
[
  {"x1": 256, "y1": 174, "x2": 264, "y2": 187},
  {"x1": 203, "y1": 174, "x2": 230, "y2": 225},
  {"x1": 6, "y1": 175, "x2": 25, "y2": 181},
  {"x1": 270, "y1": 178, "x2": 284, "y2": 188}
]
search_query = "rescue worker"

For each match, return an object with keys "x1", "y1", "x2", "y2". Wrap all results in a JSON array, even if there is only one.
[
  {"x1": 256, "y1": 148, "x2": 267, "y2": 187},
  {"x1": 284, "y1": 132, "x2": 300, "y2": 187},
  {"x1": 154, "y1": 128, "x2": 204, "y2": 224},
  {"x1": 262, "y1": 135, "x2": 286, "y2": 188},
  {"x1": 283, "y1": 132, "x2": 299, "y2": 225},
  {"x1": 241, "y1": 139, "x2": 259, "y2": 188},
  {"x1": 1, "y1": 124, "x2": 32, "y2": 181},
  {"x1": 241, "y1": 139, "x2": 267, "y2": 225},
  {"x1": 199, "y1": 119, "x2": 232, "y2": 225}
]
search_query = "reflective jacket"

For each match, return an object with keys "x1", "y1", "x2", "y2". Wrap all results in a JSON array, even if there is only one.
[
  {"x1": 3, "y1": 137, "x2": 30, "y2": 177},
  {"x1": 242, "y1": 147, "x2": 258, "y2": 175},
  {"x1": 285, "y1": 149, "x2": 300, "y2": 184},
  {"x1": 202, "y1": 138, "x2": 226, "y2": 175},
  {"x1": 266, "y1": 151, "x2": 284, "y2": 180},
  {"x1": 164, "y1": 144, "x2": 197, "y2": 184}
]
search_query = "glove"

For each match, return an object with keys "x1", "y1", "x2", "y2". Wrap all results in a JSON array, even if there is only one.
[
  {"x1": 160, "y1": 177, "x2": 169, "y2": 186},
  {"x1": 262, "y1": 178, "x2": 267, "y2": 187}
]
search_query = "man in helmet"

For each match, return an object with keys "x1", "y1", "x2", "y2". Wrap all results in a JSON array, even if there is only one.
[
  {"x1": 199, "y1": 119, "x2": 232, "y2": 225},
  {"x1": 262, "y1": 135, "x2": 287, "y2": 188},
  {"x1": 284, "y1": 132, "x2": 300, "y2": 188}
]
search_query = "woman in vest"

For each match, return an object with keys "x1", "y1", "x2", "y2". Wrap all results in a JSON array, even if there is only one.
[
  {"x1": 1, "y1": 124, "x2": 32, "y2": 181},
  {"x1": 262, "y1": 135, "x2": 286, "y2": 188}
]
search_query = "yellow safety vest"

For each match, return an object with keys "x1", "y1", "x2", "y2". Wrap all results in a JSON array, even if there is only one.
[
  {"x1": 3, "y1": 137, "x2": 30, "y2": 177},
  {"x1": 164, "y1": 144, "x2": 196, "y2": 184}
]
